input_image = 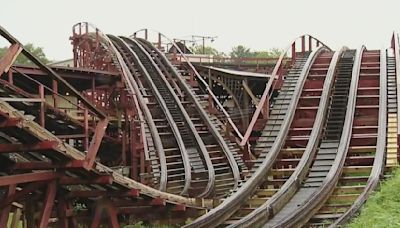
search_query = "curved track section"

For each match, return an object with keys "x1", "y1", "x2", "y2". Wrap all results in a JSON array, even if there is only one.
[
  {"x1": 184, "y1": 46, "x2": 327, "y2": 227},
  {"x1": 0, "y1": 24, "x2": 206, "y2": 227},
  {"x1": 231, "y1": 48, "x2": 344, "y2": 227},
  {"x1": 108, "y1": 35, "x2": 192, "y2": 195},
  {"x1": 307, "y1": 49, "x2": 387, "y2": 226},
  {"x1": 133, "y1": 37, "x2": 242, "y2": 196},
  {"x1": 266, "y1": 47, "x2": 363, "y2": 227}
]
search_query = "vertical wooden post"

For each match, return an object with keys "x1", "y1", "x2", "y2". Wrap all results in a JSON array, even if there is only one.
[
  {"x1": 39, "y1": 85, "x2": 45, "y2": 127},
  {"x1": 158, "y1": 33, "x2": 162, "y2": 49},
  {"x1": 8, "y1": 70, "x2": 13, "y2": 84},
  {"x1": 38, "y1": 181, "x2": 56, "y2": 228},
  {"x1": 52, "y1": 80, "x2": 58, "y2": 108},
  {"x1": 291, "y1": 42, "x2": 296, "y2": 62},
  {"x1": 0, "y1": 185, "x2": 16, "y2": 227},
  {"x1": 84, "y1": 109, "x2": 89, "y2": 151},
  {"x1": 10, "y1": 207, "x2": 22, "y2": 228},
  {"x1": 301, "y1": 35, "x2": 305, "y2": 52}
]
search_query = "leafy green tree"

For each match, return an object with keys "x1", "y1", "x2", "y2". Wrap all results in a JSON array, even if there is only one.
[
  {"x1": 0, "y1": 43, "x2": 50, "y2": 65},
  {"x1": 190, "y1": 45, "x2": 223, "y2": 56},
  {"x1": 230, "y1": 45, "x2": 253, "y2": 58},
  {"x1": 253, "y1": 48, "x2": 283, "y2": 58}
]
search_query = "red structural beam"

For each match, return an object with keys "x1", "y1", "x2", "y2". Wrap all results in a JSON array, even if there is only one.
[
  {"x1": 0, "y1": 182, "x2": 45, "y2": 208},
  {"x1": 0, "y1": 43, "x2": 22, "y2": 74},
  {"x1": 0, "y1": 185, "x2": 16, "y2": 227},
  {"x1": 38, "y1": 180, "x2": 56, "y2": 228},
  {"x1": 59, "y1": 175, "x2": 113, "y2": 185},
  {"x1": 0, "y1": 172, "x2": 60, "y2": 186},
  {"x1": 85, "y1": 118, "x2": 109, "y2": 170},
  {"x1": 0, "y1": 140, "x2": 59, "y2": 153},
  {"x1": 91, "y1": 199, "x2": 120, "y2": 228},
  {"x1": 12, "y1": 160, "x2": 85, "y2": 170},
  {"x1": 0, "y1": 118, "x2": 22, "y2": 128},
  {"x1": 67, "y1": 189, "x2": 139, "y2": 198}
]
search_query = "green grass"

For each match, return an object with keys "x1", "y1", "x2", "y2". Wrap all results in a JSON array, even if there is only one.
[{"x1": 348, "y1": 167, "x2": 400, "y2": 228}]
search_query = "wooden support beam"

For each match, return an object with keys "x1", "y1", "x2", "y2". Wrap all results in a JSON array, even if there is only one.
[
  {"x1": 0, "y1": 172, "x2": 60, "y2": 186},
  {"x1": 173, "y1": 204, "x2": 186, "y2": 211},
  {"x1": 67, "y1": 189, "x2": 139, "y2": 198},
  {"x1": 0, "y1": 185, "x2": 16, "y2": 227},
  {"x1": 10, "y1": 207, "x2": 22, "y2": 228},
  {"x1": 0, "y1": 140, "x2": 59, "y2": 153},
  {"x1": 0, "y1": 118, "x2": 22, "y2": 128},
  {"x1": 242, "y1": 80, "x2": 259, "y2": 106},
  {"x1": 91, "y1": 199, "x2": 120, "y2": 228},
  {"x1": 59, "y1": 175, "x2": 113, "y2": 185},
  {"x1": 0, "y1": 43, "x2": 22, "y2": 74},
  {"x1": 12, "y1": 160, "x2": 86, "y2": 170},
  {"x1": 38, "y1": 180, "x2": 56, "y2": 228},
  {"x1": 84, "y1": 119, "x2": 109, "y2": 170},
  {"x1": 150, "y1": 197, "x2": 166, "y2": 206},
  {"x1": 0, "y1": 182, "x2": 45, "y2": 208}
]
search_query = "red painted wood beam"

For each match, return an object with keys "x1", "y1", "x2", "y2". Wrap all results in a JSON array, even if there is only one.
[
  {"x1": 0, "y1": 172, "x2": 60, "y2": 186},
  {"x1": 150, "y1": 197, "x2": 166, "y2": 206},
  {"x1": 67, "y1": 189, "x2": 139, "y2": 198},
  {"x1": 38, "y1": 180, "x2": 56, "y2": 228},
  {"x1": 0, "y1": 43, "x2": 22, "y2": 74},
  {"x1": 173, "y1": 204, "x2": 186, "y2": 211},
  {"x1": 12, "y1": 160, "x2": 85, "y2": 170},
  {"x1": 0, "y1": 140, "x2": 59, "y2": 154},
  {"x1": 84, "y1": 119, "x2": 109, "y2": 170},
  {"x1": 0, "y1": 182, "x2": 45, "y2": 208},
  {"x1": 59, "y1": 175, "x2": 113, "y2": 185},
  {"x1": 91, "y1": 199, "x2": 120, "y2": 228},
  {"x1": 0, "y1": 185, "x2": 16, "y2": 227},
  {"x1": 0, "y1": 118, "x2": 22, "y2": 128}
]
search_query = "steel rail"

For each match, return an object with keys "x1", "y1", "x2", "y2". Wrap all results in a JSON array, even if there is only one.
[
  {"x1": 120, "y1": 37, "x2": 216, "y2": 197},
  {"x1": 240, "y1": 35, "x2": 330, "y2": 146},
  {"x1": 105, "y1": 35, "x2": 169, "y2": 192},
  {"x1": 184, "y1": 46, "x2": 326, "y2": 228},
  {"x1": 330, "y1": 48, "x2": 387, "y2": 226},
  {"x1": 272, "y1": 46, "x2": 365, "y2": 227},
  {"x1": 232, "y1": 47, "x2": 346, "y2": 227},
  {"x1": 130, "y1": 29, "x2": 244, "y2": 142},
  {"x1": 135, "y1": 37, "x2": 241, "y2": 191}
]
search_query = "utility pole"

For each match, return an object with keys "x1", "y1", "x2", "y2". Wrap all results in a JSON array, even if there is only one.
[{"x1": 192, "y1": 35, "x2": 218, "y2": 54}]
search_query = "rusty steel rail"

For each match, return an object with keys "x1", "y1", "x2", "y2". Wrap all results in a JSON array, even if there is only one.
[
  {"x1": 231, "y1": 47, "x2": 345, "y2": 227},
  {"x1": 184, "y1": 46, "x2": 326, "y2": 227},
  {"x1": 135, "y1": 37, "x2": 242, "y2": 192},
  {"x1": 240, "y1": 35, "x2": 330, "y2": 146}
]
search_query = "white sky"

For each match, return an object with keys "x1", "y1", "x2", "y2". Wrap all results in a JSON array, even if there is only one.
[{"x1": 2, "y1": 0, "x2": 400, "y2": 60}]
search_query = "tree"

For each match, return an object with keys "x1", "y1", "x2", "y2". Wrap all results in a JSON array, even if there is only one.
[
  {"x1": 230, "y1": 45, "x2": 253, "y2": 58},
  {"x1": 190, "y1": 45, "x2": 222, "y2": 56},
  {"x1": 253, "y1": 48, "x2": 283, "y2": 58},
  {"x1": 0, "y1": 43, "x2": 50, "y2": 65}
]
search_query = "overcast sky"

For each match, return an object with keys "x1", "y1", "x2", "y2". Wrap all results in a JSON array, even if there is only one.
[{"x1": 2, "y1": 0, "x2": 400, "y2": 60}]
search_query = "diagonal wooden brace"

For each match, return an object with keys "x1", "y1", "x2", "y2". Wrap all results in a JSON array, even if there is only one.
[
  {"x1": 0, "y1": 44, "x2": 22, "y2": 74},
  {"x1": 84, "y1": 118, "x2": 108, "y2": 170}
]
